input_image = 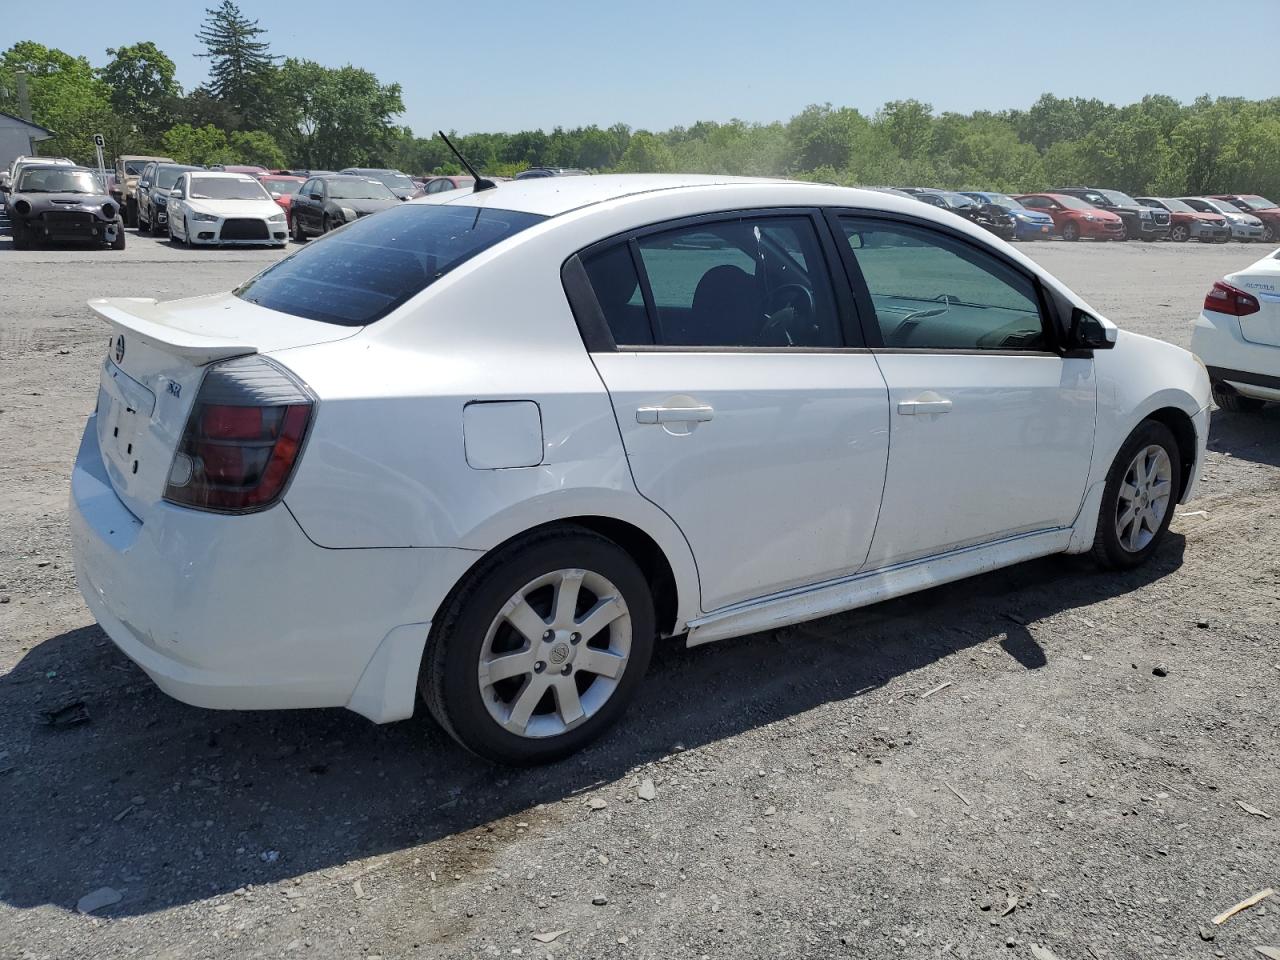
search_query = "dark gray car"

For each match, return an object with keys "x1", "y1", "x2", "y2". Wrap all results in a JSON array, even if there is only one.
[
  {"x1": 6, "y1": 165, "x2": 124, "y2": 250},
  {"x1": 136, "y1": 162, "x2": 204, "y2": 235},
  {"x1": 290, "y1": 175, "x2": 400, "y2": 240}
]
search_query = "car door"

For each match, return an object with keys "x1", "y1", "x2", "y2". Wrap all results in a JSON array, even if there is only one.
[
  {"x1": 170, "y1": 174, "x2": 187, "y2": 234},
  {"x1": 293, "y1": 179, "x2": 314, "y2": 233},
  {"x1": 137, "y1": 163, "x2": 155, "y2": 220},
  {"x1": 569, "y1": 210, "x2": 891, "y2": 613},
  {"x1": 830, "y1": 212, "x2": 1096, "y2": 569}
]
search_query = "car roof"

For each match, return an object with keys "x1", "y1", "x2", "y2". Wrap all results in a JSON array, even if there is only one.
[
  {"x1": 423, "y1": 173, "x2": 813, "y2": 217},
  {"x1": 186, "y1": 171, "x2": 260, "y2": 180}
]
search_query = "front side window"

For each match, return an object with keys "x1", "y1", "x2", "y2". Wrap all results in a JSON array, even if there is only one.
[
  {"x1": 839, "y1": 217, "x2": 1046, "y2": 351},
  {"x1": 627, "y1": 216, "x2": 842, "y2": 348},
  {"x1": 235, "y1": 203, "x2": 546, "y2": 325}
]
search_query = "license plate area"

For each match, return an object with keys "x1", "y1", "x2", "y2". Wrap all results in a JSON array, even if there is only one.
[{"x1": 98, "y1": 360, "x2": 156, "y2": 485}]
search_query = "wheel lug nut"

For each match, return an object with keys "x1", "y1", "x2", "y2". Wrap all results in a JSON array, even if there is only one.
[
  {"x1": 543, "y1": 630, "x2": 553, "y2": 641},
  {"x1": 570, "y1": 633, "x2": 581, "y2": 644},
  {"x1": 561, "y1": 665, "x2": 572, "y2": 676},
  {"x1": 533, "y1": 661, "x2": 545, "y2": 674}
]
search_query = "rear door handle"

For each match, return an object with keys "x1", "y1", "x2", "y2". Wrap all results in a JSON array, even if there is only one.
[
  {"x1": 636, "y1": 404, "x2": 715, "y2": 424},
  {"x1": 897, "y1": 396, "x2": 953, "y2": 416}
]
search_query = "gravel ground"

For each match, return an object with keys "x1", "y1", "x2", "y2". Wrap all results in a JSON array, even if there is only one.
[{"x1": 1, "y1": 230, "x2": 1277, "y2": 960}]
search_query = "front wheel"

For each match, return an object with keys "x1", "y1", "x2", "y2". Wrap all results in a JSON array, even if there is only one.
[
  {"x1": 1170, "y1": 224, "x2": 1189, "y2": 242},
  {"x1": 421, "y1": 525, "x2": 656, "y2": 765},
  {"x1": 321, "y1": 214, "x2": 331, "y2": 235},
  {"x1": 1062, "y1": 222, "x2": 1080, "y2": 242},
  {"x1": 125, "y1": 197, "x2": 137, "y2": 227},
  {"x1": 110, "y1": 221, "x2": 126, "y2": 250},
  {"x1": 292, "y1": 215, "x2": 307, "y2": 242},
  {"x1": 11, "y1": 222, "x2": 31, "y2": 250},
  {"x1": 1092, "y1": 420, "x2": 1182, "y2": 569}
]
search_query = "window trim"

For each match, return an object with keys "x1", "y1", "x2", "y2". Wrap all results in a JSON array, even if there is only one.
[
  {"x1": 562, "y1": 207, "x2": 867, "y2": 354},
  {"x1": 822, "y1": 208, "x2": 1073, "y2": 356}
]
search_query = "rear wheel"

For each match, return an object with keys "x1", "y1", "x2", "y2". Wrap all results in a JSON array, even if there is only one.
[
  {"x1": 421, "y1": 525, "x2": 656, "y2": 765},
  {"x1": 1092, "y1": 420, "x2": 1181, "y2": 570},
  {"x1": 1170, "y1": 223, "x2": 1189, "y2": 242},
  {"x1": 1062, "y1": 222, "x2": 1080, "y2": 242},
  {"x1": 1213, "y1": 382, "x2": 1266, "y2": 412}
]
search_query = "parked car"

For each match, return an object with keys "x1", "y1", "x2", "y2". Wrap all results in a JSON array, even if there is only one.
[
  {"x1": 915, "y1": 190, "x2": 1016, "y2": 240},
  {"x1": 338, "y1": 167, "x2": 418, "y2": 199},
  {"x1": 1014, "y1": 193, "x2": 1126, "y2": 241},
  {"x1": 3, "y1": 155, "x2": 75, "y2": 204},
  {"x1": 1179, "y1": 197, "x2": 1266, "y2": 242},
  {"x1": 960, "y1": 191, "x2": 1055, "y2": 240},
  {"x1": 71, "y1": 176, "x2": 1209, "y2": 764},
  {"x1": 861, "y1": 186, "x2": 918, "y2": 200},
  {"x1": 114, "y1": 154, "x2": 173, "y2": 226},
  {"x1": 136, "y1": 162, "x2": 204, "y2": 235},
  {"x1": 166, "y1": 171, "x2": 288, "y2": 247},
  {"x1": 1191, "y1": 248, "x2": 1280, "y2": 411},
  {"x1": 1134, "y1": 197, "x2": 1229, "y2": 243},
  {"x1": 289, "y1": 174, "x2": 400, "y2": 240},
  {"x1": 515, "y1": 167, "x2": 589, "y2": 179},
  {"x1": 1206, "y1": 195, "x2": 1280, "y2": 243},
  {"x1": 422, "y1": 174, "x2": 475, "y2": 195},
  {"x1": 258, "y1": 174, "x2": 307, "y2": 227},
  {"x1": 6, "y1": 164, "x2": 124, "y2": 250},
  {"x1": 1049, "y1": 187, "x2": 1170, "y2": 241}
]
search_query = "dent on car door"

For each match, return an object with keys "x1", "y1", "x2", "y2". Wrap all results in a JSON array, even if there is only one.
[
  {"x1": 570, "y1": 211, "x2": 891, "y2": 613},
  {"x1": 832, "y1": 213, "x2": 1096, "y2": 568}
]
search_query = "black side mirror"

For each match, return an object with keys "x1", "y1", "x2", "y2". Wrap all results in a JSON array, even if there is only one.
[{"x1": 1072, "y1": 309, "x2": 1117, "y2": 350}]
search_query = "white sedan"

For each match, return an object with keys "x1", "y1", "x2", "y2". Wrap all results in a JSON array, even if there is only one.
[
  {"x1": 72, "y1": 175, "x2": 1210, "y2": 764},
  {"x1": 1192, "y1": 248, "x2": 1280, "y2": 410},
  {"x1": 167, "y1": 171, "x2": 288, "y2": 247}
]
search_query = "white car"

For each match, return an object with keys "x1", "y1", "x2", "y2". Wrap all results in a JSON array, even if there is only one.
[
  {"x1": 1192, "y1": 248, "x2": 1280, "y2": 410},
  {"x1": 167, "y1": 171, "x2": 288, "y2": 247},
  {"x1": 1180, "y1": 197, "x2": 1267, "y2": 242},
  {"x1": 71, "y1": 175, "x2": 1210, "y2": 764}
]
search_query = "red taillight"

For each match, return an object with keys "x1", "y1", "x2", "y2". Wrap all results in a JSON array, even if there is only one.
[
  {"x1": 165, "y1": 357, "x2": 314, "y2": 514},
  {"x1": 1204, "y1": 280, "x2": 1260, "y2": 317}
]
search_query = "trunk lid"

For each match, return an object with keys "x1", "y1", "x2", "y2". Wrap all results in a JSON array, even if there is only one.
[
  {"x1": 1228, "y1": 256, "x2": 1280, "y2": 347},
  {"x1": 88, "y1": 293, "x2": 356, "y2": 517}
]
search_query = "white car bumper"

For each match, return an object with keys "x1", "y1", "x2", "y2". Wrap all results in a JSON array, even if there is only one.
[
  {"x1": 1191, "y1": 310, "x2": 1280, "y2": 402},
  {"x1": 70, "y1": 417, "x2": 477, "y2": 722},
  {"x1": 186, "y1": 214, "x2": 288, "y2": 246}
]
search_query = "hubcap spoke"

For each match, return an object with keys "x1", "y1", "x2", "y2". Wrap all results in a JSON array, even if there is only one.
[
  {"x1": 554, "y1": 678, "x2": 585, "y2": 726},
  {"x1": 481, "y1": 647, "x2": 537, "y2": 684},
  {"x1": 574, "y1": 595, "x2": 625, "y2": 643},
  {"x1": 553, "y1": 569, "x2": 586, "y2": 627},
  {"x1": 576, "y1": 647, "x2": 626, "y2": 679},
  {"x1": 1119, "y1": 481, "x2": 1139, "y2": 502},
  {"x1": 505, "y1": 677, "x2": 548, "y2": 734},
  {"x1": 503, "y1": 597, "x2": 549, "y2": 645},
  {"x1": 1149, "y1": 480, "x2": 1172, "y2": 500}
]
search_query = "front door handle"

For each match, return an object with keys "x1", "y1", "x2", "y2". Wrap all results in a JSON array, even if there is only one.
[
  {"x1": 636, "y1": 404, "x2": 715, "y2": 424},
  {"x1": 897, "y1": 395, "x2": 953, "y2": 415}
]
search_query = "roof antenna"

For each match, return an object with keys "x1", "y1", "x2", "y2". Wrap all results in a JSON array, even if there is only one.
[{"x1": 437, "y1": 131, "x2": 496, "y2": 192}]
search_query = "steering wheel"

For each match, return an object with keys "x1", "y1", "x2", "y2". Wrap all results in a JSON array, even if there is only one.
[{"x1": 759, "y1": 283, "x2": 816, "y2": 345}]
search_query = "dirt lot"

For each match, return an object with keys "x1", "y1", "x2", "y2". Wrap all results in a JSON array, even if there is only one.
[{"x1": 1, "y1": 230, "x2": 1277, "y2": 960}]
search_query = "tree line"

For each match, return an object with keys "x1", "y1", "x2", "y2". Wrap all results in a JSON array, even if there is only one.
[{"x1": 2, "y1": 1, "x2": 1278, "y2": 199}]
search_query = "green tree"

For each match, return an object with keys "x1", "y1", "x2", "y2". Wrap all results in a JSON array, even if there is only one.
[
  {"x1": 229, "y1": 130, "x2": 285, "y2": 167},
  {"x1": 274, "y1": 58, "x2": 404, "y2": 168},
  {"x1": 877, "y1": 99, "x2": 935, "y2": 160},
  {"x1": 162, "y1": 122, "x2": 233, "y2": 165},
  {"x1": 195, "y1": 0, "x2": 277, "y2": 130},
  {"x1": 787, "y1": 104, "x2": 872, "y2": 172},
  {"x1": 0, "y1": 42, "x2": 119, "y2": 161},
  {"x1": 99, "y1": 41, "x2": 180, "y2": 140},
  {"x1": 616, "y1": 131, "x2": 675, "y2": 172}
]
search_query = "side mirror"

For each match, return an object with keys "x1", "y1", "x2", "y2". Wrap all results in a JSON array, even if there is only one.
[
  {"x1": 1072, "y1": 309, "x2": 1117, "y2": 350},
  {"x1": 309, "y1": 192, "x2": 323, "y2": 201},
  {"x1": 170, "y1": 188, "x2": 183, "y2": 199},
  {"x1": 270, "y1": 191, "x2": 281, "y2": 198}
]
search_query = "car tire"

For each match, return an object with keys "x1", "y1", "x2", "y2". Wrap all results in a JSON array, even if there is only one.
[
  {"x1": 292, "y1": 216, "x2": 307, "y2": 243},
  {"x1": 138, "y1": 207, "x2": 150, "y2": 233},
  {"x1": 11, "y1": 222, "x2": 31, "y2": 250},
  {"x1": 1212, "y1": 383, "x2": 1266, "y2": 413},
  {"x1": 1170, "y1": 224, "x2": 1189, "y2": 242},
  {"x1": 1091, "y1": 420, "x2": 1182, "y2": 570},
  {"x1": 150, "y1": 216, "x2": 164, "y2": 237},
  {"x1": 111, "y1": 221, "x2": 126, "y2": 250},
  {"x1": 421, "y1": 524, "x2": 656, "y2": 765},
  {"x1": 125, "y1": 198, "x2": 137, "y2": 228},
  {"x1": 1062, "y1": 222, "x2": 1080, "y2": 242},
  {"x1": 321, "y1": 214, "x2": 331, "y2": 235}
]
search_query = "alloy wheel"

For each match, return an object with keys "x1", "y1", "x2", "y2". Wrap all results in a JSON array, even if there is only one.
[
  {"x1": 1115, "y1": 445, "x2": 1173, "y2": 553},
  {"x1": 477, "y1": 568, "x2": 632, "y2": 738}
]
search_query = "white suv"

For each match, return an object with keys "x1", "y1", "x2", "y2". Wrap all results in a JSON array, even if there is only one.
[
  {"x1": 1192, "y1": 248, "x2": 1280, "y2": 411},
  {"x1": 71, "y1": 176, "x2": 1210, "y2": 764}
]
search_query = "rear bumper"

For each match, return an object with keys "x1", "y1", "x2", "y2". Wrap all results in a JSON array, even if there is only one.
[
  {"x1": 70, "y1": 417, "x2": 478, "y2": 722},
  {"x1": 1191, "y1": 310, "x2": 1280, "y2": 399}
]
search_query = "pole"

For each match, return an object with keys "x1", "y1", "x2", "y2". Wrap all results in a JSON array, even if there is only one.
[{"x1": 93, "y1": 134, "x2": 107, "y2": 185}]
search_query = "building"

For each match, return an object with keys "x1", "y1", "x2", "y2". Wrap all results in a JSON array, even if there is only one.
[{"x1": 0, "y1": 111, "x2": 55, "y2": 172}]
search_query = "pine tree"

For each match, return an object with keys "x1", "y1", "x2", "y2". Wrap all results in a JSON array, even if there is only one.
[{"x1": 194, "y1": 0, "x2": 276, "y2": 130}]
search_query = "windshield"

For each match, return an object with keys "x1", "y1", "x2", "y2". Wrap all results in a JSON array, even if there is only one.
[
  {"x1": 940, "y1": 192, "x2": 976, "y2": 208},
  {"x1": 1237, "y1": 195, "x2": 1276, "y2": 210},
  {"x1": 189, "y1": 177, "x2": 271, "y2": 201},
  {"x1": 1098, "y1": 189, "x2": 1139, "y2": 207},
  {"x1": 123, "y1": 160, "x2": 150, "y2": 176},
  {"x1": 157, "y1": 166, "x2": 200, "y2": 189},
  {"x1": 17, "y1": 169, "x2": 101, "y2": 194},
  {"x1": 261, "y1": 179, "x2": 303, "y2": 195},
  {"x1": 1055, "y1": 195, "x2": 1094, "y2": 211},
  {"x1": 235, "y1": 204, "x2": 547, "y2": 325},
  {"x1": 378, "y1": 173, "x2": 414, "y2": 191},
  {"x1": 328, "y1": 178, "x2": 397, "y2": 200},
  {"x1": 1160, "y1": 198, "x2": 1194, "y2": 213},
  {"x1": 985, "y1": 194, "x2": 1024, "y2": 211}
]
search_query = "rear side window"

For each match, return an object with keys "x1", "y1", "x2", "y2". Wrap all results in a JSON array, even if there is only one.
[{"x1": 235, "y1": 203, "x2": 546, "y2": 325}]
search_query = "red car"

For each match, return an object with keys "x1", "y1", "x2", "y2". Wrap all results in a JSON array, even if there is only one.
[
  {"x1": 1135, "y1": 197, "x2": 1230, "y2": 242},
  {"x1": 1014, "y1": 193, "x2": 1126, "y2": 241},
  {"x1": 257, "y1": 175, "x2": 306, "y2": 226},
  {"x1": 1208, "y1": 195, "x2": 1280, "y2": 243},
  {"x1": 421, "y1": 175, "x2": 475, "y2": 195}
]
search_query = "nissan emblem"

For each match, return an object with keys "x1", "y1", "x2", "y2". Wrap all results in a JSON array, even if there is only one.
[{"x1": 114, "y1": 334, "x2": 125, "y2": 364}]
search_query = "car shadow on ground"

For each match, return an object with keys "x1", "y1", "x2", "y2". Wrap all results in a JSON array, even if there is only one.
[
  {"x1": 0, "y1": 536, "x2": 1183, "y2": 917},
  {"x1": 1207, "y1": 404, "x2": 1280, "y2": 467}
]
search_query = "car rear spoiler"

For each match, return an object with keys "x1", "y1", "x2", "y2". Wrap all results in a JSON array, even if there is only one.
[{"x1": 88, "y1": 298, "x2": 259, "y2": 366}]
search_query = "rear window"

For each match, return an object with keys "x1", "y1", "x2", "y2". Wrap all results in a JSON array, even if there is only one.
[{"x1": 234, "y1": 203, "x2": 546, "y2": 325}]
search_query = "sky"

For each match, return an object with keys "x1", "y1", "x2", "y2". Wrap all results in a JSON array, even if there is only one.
[{"x1": 10, "y1": 0, "x2": 1280, "y2": 135}]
